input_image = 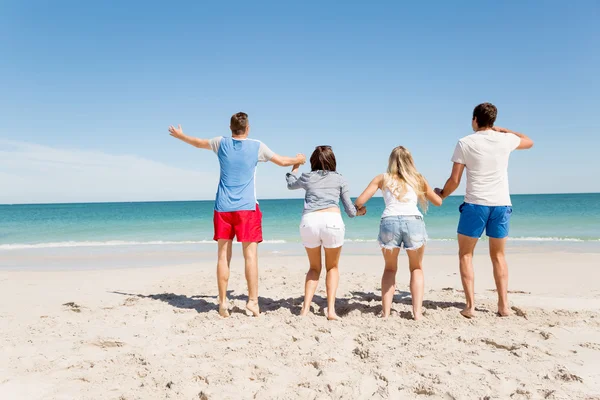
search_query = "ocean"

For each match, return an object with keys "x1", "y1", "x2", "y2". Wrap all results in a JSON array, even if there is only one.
[{"x1": 1, "y1": 193, "x2": 599, "y2": 251}]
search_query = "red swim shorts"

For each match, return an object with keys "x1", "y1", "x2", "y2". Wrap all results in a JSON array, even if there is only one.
[{"x1": 213, "y1": 204, "x2": 263, "y2": 243}]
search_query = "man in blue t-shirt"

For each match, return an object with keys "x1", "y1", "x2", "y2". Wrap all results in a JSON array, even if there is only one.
[{"x1": 169, "y1": 112, "x2": 306, "y2": 317}]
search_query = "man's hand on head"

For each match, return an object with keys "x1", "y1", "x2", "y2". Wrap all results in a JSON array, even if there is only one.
[{"x1": 492, "y1": 126, "x2": 510, "y2": 133}]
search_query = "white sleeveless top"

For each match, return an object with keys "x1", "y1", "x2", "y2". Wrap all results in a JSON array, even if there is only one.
[{"x1": 381, "y1": 175, "x2": 423, "y2": 218}]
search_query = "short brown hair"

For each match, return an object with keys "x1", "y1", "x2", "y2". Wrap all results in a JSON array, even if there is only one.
[
  {"x1": 472, "y1": 103, "x2": 497, "y2": 128},
  {"x1": 230, "y1": 112, "x2": 249, "y2": 136},
  {"x1": 310, "y1": 146, "x2": 337, "y2": 172}
]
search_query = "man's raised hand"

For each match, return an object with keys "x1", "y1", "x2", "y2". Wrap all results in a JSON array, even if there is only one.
[{"x1": 169, "y1": 124, "x2": 184, "y2": 138}]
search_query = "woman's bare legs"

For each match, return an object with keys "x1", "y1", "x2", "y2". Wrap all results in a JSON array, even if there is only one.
[
  {"x1": 381, "y1": 248, "x2": 401, "y2": 318},
  {"x1": 300, "y1": 246, "x2": 322, "y2": 316},
  {"x1": 324, "y1": 246, "x2": 342, "y2": 320},
  {"x1": 406, "y1": 246, "x2": 425, "y2": 320}
]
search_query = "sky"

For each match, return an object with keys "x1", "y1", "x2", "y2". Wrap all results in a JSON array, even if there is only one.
[{"x1": 0, "y1": 0, "x2": 598, "y2": 204}]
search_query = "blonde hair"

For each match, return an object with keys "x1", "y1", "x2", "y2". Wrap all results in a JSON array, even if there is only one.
[{"x1": 383, "y1": 146, "x2": 428, "y2": 212}]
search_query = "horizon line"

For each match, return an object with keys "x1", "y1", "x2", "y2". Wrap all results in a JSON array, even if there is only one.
[{"x1": 1, "y1": 191, "x2": 599, "y2": 206}]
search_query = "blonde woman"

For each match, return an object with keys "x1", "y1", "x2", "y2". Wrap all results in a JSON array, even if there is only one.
[{"x1": 355, "y1": 146, "x2": 443, "y2": 320}]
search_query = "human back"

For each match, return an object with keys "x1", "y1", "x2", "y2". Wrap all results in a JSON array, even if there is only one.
[
  {"x1": 381, "y1": 174, "x2": 422, "y2": 218},
  {"x1": 214, "y1": 136, "x2": 264, "y2": 212}
]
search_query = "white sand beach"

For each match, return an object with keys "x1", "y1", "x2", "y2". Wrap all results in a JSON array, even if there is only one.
[{"x1": 1, "y1": 251, "x2": 600, "y2": 400}]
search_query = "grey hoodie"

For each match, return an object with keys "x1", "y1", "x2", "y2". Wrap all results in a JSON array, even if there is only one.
[{"x1": 285, "y1": 171, "x2": 357, "y2": 217}]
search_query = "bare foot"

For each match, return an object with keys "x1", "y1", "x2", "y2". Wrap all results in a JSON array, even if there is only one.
[
  {"x1": 218, "y1": 303, "x2": 230, "y2": 318},
  {"x1": 300, "y1": 305, "x2": 310, "y2": 317},
  {"x1": 327, "y1": 312, "x2": 340, "y2": 321},
  {"x1": 246, "y1": 299, "x2": 260, "y2": 317},
  {"x1": 380, "y1": 313, "x2": 390, "y2": 319},
  {"x1": 460, "y1": 308, "x2": 475, "y2": 319},
  {"x1": 497, "y1": 308, "x2": 511, "y2": 317},
  {"x1": 413, "y1": 312, "x2": 423, "y2": 321}
]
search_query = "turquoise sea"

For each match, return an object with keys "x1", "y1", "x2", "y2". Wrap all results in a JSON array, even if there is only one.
[{"x1": 1, "y1": 194, "x2": 599, "y2": 251}]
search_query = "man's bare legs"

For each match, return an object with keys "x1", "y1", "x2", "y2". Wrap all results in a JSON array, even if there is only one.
[
  {"x1": 300, "y1": 246, "x2": 322, "y2": 316},
  {"x1": 406, "y1": 246, "x2": 425, "y2": 320},
  {"x1": 381, "y1": 248, "x2": 400, "y2": 318},
  {"x1": 242, "y1": 242, "x2": 260, "y2": 317},
  {"x1": 489, "y1": 237, "x2": 510, "y2": 316},
  {"x1": 217, "y1": 239, "x2": 233, "y2": 317},
  {"x1": 324, "y1": 246, "x2": 342, "y2": 320},
  {"x1": 458, "y1": 234, "x2": 479, "y2": 318}
]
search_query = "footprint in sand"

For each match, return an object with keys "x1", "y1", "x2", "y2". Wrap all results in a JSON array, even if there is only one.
[
  {"x1": 63, "y1": 302, "x2": 82, "y2": 313},
  {"x1": 579, "y1": 342, "x2": 600, "y2": 351},
  {"x1": 92, "y1": 340, "x2": 125, "y2": 349}
]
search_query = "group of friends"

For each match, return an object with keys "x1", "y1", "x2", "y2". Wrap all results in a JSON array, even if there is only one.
[{"x1": 168, "y1": 102, "x2": 534, "y2": 321}]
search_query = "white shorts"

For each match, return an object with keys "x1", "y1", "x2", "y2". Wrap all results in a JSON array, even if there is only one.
[{"x1": 299, "y1": 212, "x2": 345, "y2": 249}]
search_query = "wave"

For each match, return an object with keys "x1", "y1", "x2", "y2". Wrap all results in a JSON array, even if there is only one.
[
  {"x1": 1, "y1": 237, "x2": 598, "y2": 251},
  {"x1": 0, "y1": 239, "x2": 287, "y2": 250}
]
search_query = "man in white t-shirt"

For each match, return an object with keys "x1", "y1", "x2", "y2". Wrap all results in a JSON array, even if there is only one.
[{"x1": 436, "y1": 103, "x2": 534, "y2": 318}]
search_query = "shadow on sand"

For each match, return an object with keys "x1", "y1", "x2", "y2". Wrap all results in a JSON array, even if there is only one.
[{"x1": 111, "y1": 289, "x2": 466, "y2": 319}]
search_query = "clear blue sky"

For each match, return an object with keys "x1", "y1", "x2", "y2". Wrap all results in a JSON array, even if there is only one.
[{"x1": 1, "y1": 1, "x2": 598, "y2": 203}]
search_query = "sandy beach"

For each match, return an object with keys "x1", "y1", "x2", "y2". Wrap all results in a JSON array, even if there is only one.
[{"x1": 1, "y1": 250, "x2": 600, "y2": 400}]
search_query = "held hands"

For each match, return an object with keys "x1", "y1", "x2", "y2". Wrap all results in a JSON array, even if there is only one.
[
  {"x1": 168, "y1": 124, "x2": 184, "y2": 138},
  {"x1": 434, "y1": 188, "x2": 444, "y2": 198},
  {"x1": 296, "y1": 153, "x2": 307, "y2": 165},
  {"x1": 356, "y1": 206, "x2": 367, "y2": 216}
]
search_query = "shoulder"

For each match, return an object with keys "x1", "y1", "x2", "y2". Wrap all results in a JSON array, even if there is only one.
[{"x1": 459, "y1": 134, "x2": 478, "y2": 144}]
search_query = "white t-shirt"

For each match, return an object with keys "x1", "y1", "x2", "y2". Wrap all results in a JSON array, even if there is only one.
[{"x1": 451, "y1": 130, "x2": 521, "y2": 206}]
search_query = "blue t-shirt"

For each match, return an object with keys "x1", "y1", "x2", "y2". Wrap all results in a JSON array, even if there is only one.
[{"x1": 209, "y1": 137, "x2": 275, "y2": 212}]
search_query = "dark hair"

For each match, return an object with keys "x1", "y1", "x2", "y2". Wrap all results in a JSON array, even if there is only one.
[
  {"x1": 230, "y1": 112, "x2": 249, "y2": 136},
  {"x1": 310, "y1": 146, "x2": 337, "y2": 172},
  {"x1": 472, "y1": 103, "x2": 497, "y2": 128}
]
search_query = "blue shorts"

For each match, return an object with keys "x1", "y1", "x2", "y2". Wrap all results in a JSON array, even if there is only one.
[
  {"x1": 458, "y1": 203, "x2": 512, "y2": 239},
  {"x1": 378, "y1": 216, "x2": 428, "y2": 250}
]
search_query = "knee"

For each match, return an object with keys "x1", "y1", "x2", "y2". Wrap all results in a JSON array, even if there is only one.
[
  {"x1": 309, "y1": 264, "x2": 322, "y2": 274},
  {"x1": 384, "y1": 264, "x2": 398, "y2": 273},
  {"x1": 326, "y1": 264, "x2": 339, "y2": 272},
  {"x1": 459, "y1": 251, "x2": 473, "y2": 261},
  {"x1": 244, "y1": 252, "x2": 257, "y2": 264},
  {"x1": 409, "y1": 264, "x2": 423, "y2": 273},
  {"x1": 489, "y1": 250, "x2": 505, "y2": 263}
]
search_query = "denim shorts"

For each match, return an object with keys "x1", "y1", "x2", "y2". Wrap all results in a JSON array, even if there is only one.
[
  {"x1": 457, "y1": 202, "x2": 512, "y2": 239},
  {"x1": 378, "y1": 216, "x2": 428, "y2": 250}
]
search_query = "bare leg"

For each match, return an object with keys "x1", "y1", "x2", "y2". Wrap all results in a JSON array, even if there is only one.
[
  {"x1": 381, "y1": 248, "x2": 401, "y2": 318},
  {"x1": 242, "y1": 242, "x2": 260, "y2": 317},
  {"x1": 217, "y1": 239, "x2": 233, "y2": 317},
  {"x1": 458, "y1": 234, "x2": 479, "y2": 318},
  {"x1": 489, "y1": 237, "x2": 510, "y2": 316},
  {"x1": 324, "y1": 246, "x2": 342, "y2": 320},
  {"x1": 406, "y1": 246, "x2": 425, "y2": 320},
  {"x1": 301, "y1": 246, "x2": 322, "y2": 316}
]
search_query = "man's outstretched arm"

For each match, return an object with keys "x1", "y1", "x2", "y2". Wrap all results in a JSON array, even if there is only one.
[
  {"x1": 436, "y1": 162, "x2": 465, "y2": 199},
  {"x1": 492, "y1": 126, "x2": 534, "y2": 150},
  {"x1": 168, "y1": 125, "x2": 211, "y2": 150},
  {"x1": 270, "y1": 153, "x2": 306, "y2": 167}
]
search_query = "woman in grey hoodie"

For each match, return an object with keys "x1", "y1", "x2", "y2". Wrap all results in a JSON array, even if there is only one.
[{"x1": 286, "y1": 146, "x2": 365, "y2": 320}]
